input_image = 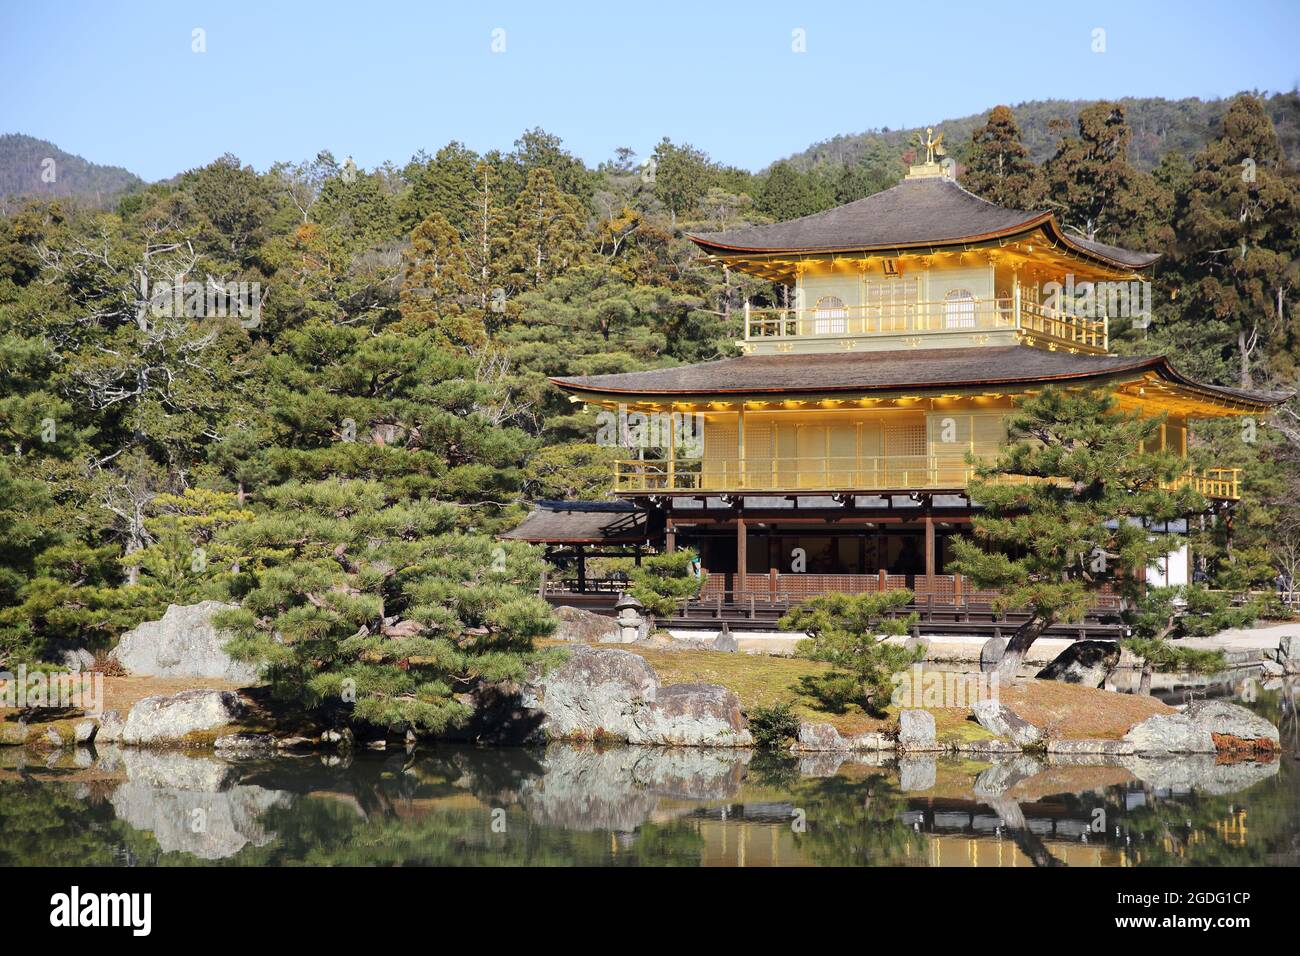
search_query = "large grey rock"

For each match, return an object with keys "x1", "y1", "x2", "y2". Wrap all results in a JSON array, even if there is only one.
[
  {"x1": 1123, "y1": 712, "x2": 1215, "y2": 754},
  {"x1": 214, "y1": 733, "x2": 276, "y2": 755},
  {"x1": 522, "y1": 646, "x2": 751, "y2": 747},
  {"x1": 1036, "y1": 640, "x2": 1119, "y2": 688},
  {"x1": 1183, "y1": 699, "x2": 1279, "y2": 749},
  {"x1": 522, "y1": 645, "x2": 658, "y2": 742},
  {"x1": 971, "y1": 699, "x2": 1042, "y2": 747},
  {"x1": 1277, "y1": 635, "x2": 1300, "y2": 662},
  {"x1": 630, "y1": 683, "x2": 752, "y2": 747},
  {"x1": 979, "y1": 637, "x2": 1007, "y2": 673},
  {"x1": 1045, "y1": 738, "x2": 1136, "y2": 757},
  {"x1": 96, "y1": 710, "x2": 124, "y2": 743},
  {"x1": 111, "y1": 601, "x2": 259, "y2": 683},
  {"x1": 794, "y1": 722, "x2": 846, "y2": 752},
  {"x1": 792, "y1": 722, "x2": 889, "y2": 752},
  {"x1": 49, "y1": 643, "x2": 95, "y2": 673},
  {"x1": 711, "y1": 630, "x2": 739, "y2": 653},
  {"x1": 120, "y1": 689, "x2": 244, "y2": 745},
  {"x1": 1124, "y1": 699, "x2": 1279, "y2": 755},
  {"x1": 897, "y1": 709, "x2": 938, "y2": 751},
  {"x1": 551, "y1": 606, "x2": 621, "y2": 644}
]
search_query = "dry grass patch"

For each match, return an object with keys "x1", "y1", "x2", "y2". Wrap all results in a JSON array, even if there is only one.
[
  {"x1": 624, "y1": 647, "x2": 1172, "y2": 741},
  {"x1": 998, "y1": 679, "x2": 1172, "y2": 740}
]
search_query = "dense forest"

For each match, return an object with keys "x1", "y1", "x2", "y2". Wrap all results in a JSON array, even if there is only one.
[{"x1": 0, "y1": 92, "x2": 1297, "y2": 724}]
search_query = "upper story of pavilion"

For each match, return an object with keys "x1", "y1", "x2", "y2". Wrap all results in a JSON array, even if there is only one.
[{"x1": 690, "y1": 156, "x2": 1156, "y2": 357}]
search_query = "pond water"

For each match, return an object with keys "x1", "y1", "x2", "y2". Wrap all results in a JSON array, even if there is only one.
[{"x1": 1, "y1": 687, "x2": 1295, "y2": 867}]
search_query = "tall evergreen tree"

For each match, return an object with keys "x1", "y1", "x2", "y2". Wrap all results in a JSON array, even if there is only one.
[
  {"x1": 398, "y1": 213, "x2": 480, "y2": 346},
  {"x1": 1172, "y1": 94, "x2": 1300, "y2": 387},
  {"x1": 963, "y1": 106, "x2": 1045, "y2": 208},
  {"x1": 1045, "y1": 103, "x2": 1151, "y2": 242},
  {"x1": 504, "y1": 168, "x2": 587, "y2": 292}
]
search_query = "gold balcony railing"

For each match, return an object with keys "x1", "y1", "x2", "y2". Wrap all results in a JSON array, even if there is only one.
[
  {"x1": 743, "y1": 295, "x2": 1108, "y2": 352},
  {"x1": 1164, "y1": 468, "x2": 1241, "y2": 500},
  {"x1": 613, "y1": 456, "x2": 1241, "y2": 500}
]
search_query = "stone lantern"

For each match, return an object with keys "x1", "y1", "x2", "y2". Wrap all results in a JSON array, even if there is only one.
[{"x1": 614, "y1": 593, "x2": 645, "y2": 644}]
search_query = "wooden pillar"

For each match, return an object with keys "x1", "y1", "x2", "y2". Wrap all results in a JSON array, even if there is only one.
[
  {"x1": 736, "y1": 516, "x2": 747, "y2": 596},
  {"x1": 769, "y1": 567, "x2": 778, "y2": 602},
  {"x1": 665, "y1": 519, "x2": 676, "y2": 554},
  {"x1": 576, "y1": 546, "x2": 586, "y2": 593},
  {"x1": 924, "y1": 512, "x2": 936, "y2": 579}
]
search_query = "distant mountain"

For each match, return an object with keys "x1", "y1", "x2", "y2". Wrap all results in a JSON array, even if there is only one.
[
  {"x1": 0, "y1": 134, "x2": 144, "y2": 210},
  {"x1": 779, "y1": 92, "x2": 1300, "y2": 173}
]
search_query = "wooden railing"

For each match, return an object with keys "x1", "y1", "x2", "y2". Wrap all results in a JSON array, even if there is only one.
[
  {"x1": 1165, "y1": 468, "x2": 1241, "y2": 500},
  {"x1": 743, "y1": 295, "x2": 1108, "y2": 352},
  {"x1": 693, "y1": 572, "x2": 1123, "y2": 610},
  {"x1": 614, "y1": 455, "x2": 1242, "y2": 500}
]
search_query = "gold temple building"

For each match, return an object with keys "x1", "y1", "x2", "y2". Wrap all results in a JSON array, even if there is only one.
[{"x1": 513, "y1": 145, "x2": 1288, "y2": 622}]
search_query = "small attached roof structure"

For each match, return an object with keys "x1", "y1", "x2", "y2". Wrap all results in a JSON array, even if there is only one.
[
  {"x1": 689, "y1": 176, "x2": 1160, "y2": 278},
  {"x1": 501, "y1": 500, "x2": 650, "y2": 545},
  {"x1": 551, "y1": 345, "x2": 1291, "y2": 415}
]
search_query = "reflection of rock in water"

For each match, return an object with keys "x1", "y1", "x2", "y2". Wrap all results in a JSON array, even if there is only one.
[
  {"x1": 898, "y1": 756, "x2": 937, "y2": 792},
  {"x1": 518, "y1": 745, "x2": 748, "y2": 832},
  {"x1": 1121, "y1": 755, "x2": 1279, "y2": 795},
  {"x1": 973, "y1": 756, "x2": 1045, "y2": 798},
  {"x1": 107, "y1": 748, "x2": 293, "y2": 860},
  {"x1": 797, "y1": 751, "x2": 889, "y2": 778},
  {"x1": 629, "y1": 747, "x2": 749, "y2": 800}
]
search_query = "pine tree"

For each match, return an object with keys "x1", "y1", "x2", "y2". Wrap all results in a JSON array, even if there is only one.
[
  {"x1": 398, "y1": 141, "x2": 480, "y2": 235},
  {"x1": 651, "y1": 138, "x2": 713, "y2": 221},
  {"x1": 1045, "y1": 103, "x2": 1153, "y2": 242},
  {"x1": 963, "y1": 106, "x2": 1045, "y2": 208},
  {"x1": 949, "y1": 387, "x2": 1204, "y2": 677},
  {"x1": 1172, "y1": 94, "x2": 1300, "y2": 387},
  {"x1": 780, "y1": 590, "x2": 918, "y2": 715},
  {"x1": 398, "y1": 213, "x2": 481, "y2": 346},
  {"x1": 504, "y1": 168, "x2": 587, "y2": 292},
  {"x1": 216, "y1": 478, "x2": 554, "y2": 733}
]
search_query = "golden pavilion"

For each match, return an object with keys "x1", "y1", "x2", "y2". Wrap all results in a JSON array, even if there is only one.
[{"x1": 515, "y1": 148, "x2": 1288, "y2": 624}]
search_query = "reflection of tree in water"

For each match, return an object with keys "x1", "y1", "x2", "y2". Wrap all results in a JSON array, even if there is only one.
[
  {"x1": 206, "y1": 749, "x2": 708, "y2": 867},
  {"x1": 784, "y1": 771, "x2": 927, "y2": 867},
  {"x1": 0, "y1": 780, "x2": 165, "y2": 866},
  {"x1": 219, "y1": 801, "x2": 706, "y2": 867}
]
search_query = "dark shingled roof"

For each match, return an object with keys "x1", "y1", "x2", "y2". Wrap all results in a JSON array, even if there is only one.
[
  {"x1": 550, "y1": 345, "x2": 1290, "y2": 408},
  {"x1": 689, "y1": 177, "x2": 1160, "y2": 270},
  {"x1": 501, "y1": 502, "x2": 649, "y2": 544}
]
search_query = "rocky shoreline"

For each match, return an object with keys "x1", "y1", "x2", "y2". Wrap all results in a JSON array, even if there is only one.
[
  {"x1": 1, "y1": 603, "x2": 1286, "y2": 761},
  {"x1": 2, "y1": 645, "x2": 1281, "y2": 763}
]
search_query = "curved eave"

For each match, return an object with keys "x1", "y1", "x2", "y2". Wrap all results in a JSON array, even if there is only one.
[
  {"x1": 689, "y1": 215, "x2": 1159, "y2": 274},
  {"x1": 549, "y1": 358, "x2": 1287, "y2": 415}
]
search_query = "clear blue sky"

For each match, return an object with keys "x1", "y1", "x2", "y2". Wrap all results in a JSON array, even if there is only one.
[{"x1": 2, "y1": 0, "x2": 1297, "y2": 181}]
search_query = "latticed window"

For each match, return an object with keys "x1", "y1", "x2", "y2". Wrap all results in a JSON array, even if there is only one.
[
  {"x1": 884, "y1": 421, "x2": 926, "y2": 456},
  {"x1": 944, "y1": 289, "x2": 976, "y2": 328},
  {"x1": 813, "y1": 295, "x2": 848, "y2": 335}
]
